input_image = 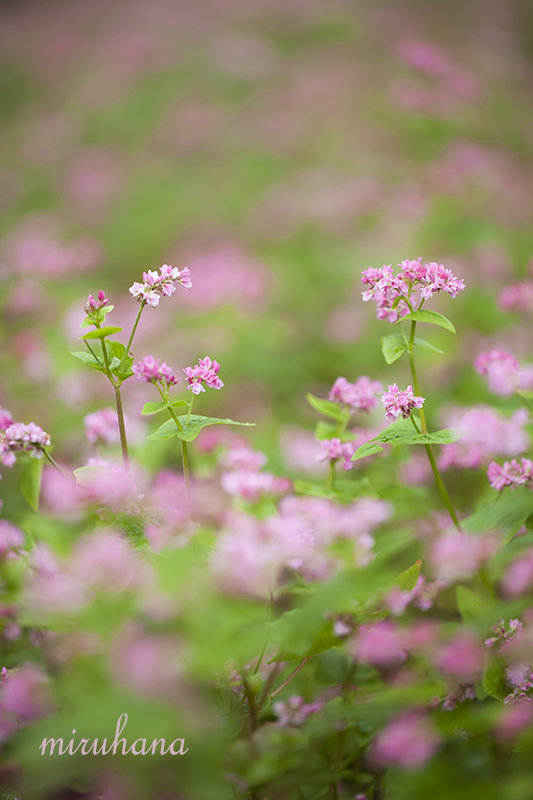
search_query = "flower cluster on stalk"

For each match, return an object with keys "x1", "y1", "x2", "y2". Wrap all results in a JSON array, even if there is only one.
[
  {"x1": 184, "y1": 357, "x2": 223, "y2": 394},
  {"x1": 381, "y1": 383, "x2": 425, "y2": 421},
  {"x1": 129, "y1": 264, "x2": 192, "y2": 307},
  {"x1": 329, "y1": 376, "x2": 382, "y2": 413},
  {"x1": 361, "y1": 258, "x2": 465, "y2": 322},
  {"x1": 487, "y1": 458, "x2": 533, "y2": 490},
  {"x1": 133, "y1": 355, "x2": 179, "y2": 386},
  {"x1": 1, "y1": 414, "x2": 51, "y2": 468}
]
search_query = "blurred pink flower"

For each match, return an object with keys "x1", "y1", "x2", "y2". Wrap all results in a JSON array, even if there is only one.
[
  {"x1": 381, "y1": 384, "x2": 425, "y2": 421},
  {"x1": 372, "y1": 711, "x2": 441, "y2": 769},
  {"x1": 350, "y1": 621, "x2": 407, "y2": 667},
  {"x1": 84, "y1": 407, "x2": 120, "y2": 446},
  {"x1": 430, "y1": 533, "x2": 497, "y2": 582},
  {"x1": 502, "y1": 550, "x2": 533, "y2": 597},
  {"x1": 317, "y1": 438, "x2": 356, "y2": 471},
  {"x1": 329, "y1": 376, "x2": 382, "y2": 413},
  {"x1": 1, "y1": 663, "x2": 52, "y2": 722},
  {"x1": 439, "y1": 407, "x2": 529, "y2": 470},
  {"x1": 436, "y1": 632, "x2": 485, "y2": 679}
]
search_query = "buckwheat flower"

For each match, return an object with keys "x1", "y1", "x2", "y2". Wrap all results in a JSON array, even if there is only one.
[
  {"x1": 502, "y1": 549, "x2": 533, "y2": 597},
  {"x1": 83, "y1": 407, "x2": 120, "y2": 445},
  {"x1": 0, "y1": 407, "x2": 14, "y2": 432},
  {"x1": 418, "y1": 262, "x2": 465, "y2": 299},
  {"x1": 487, "y1": 458, "x2": 533, "y2": 490},
  {"x1": 436, "y1": 632, "x2": 485, "y2": 679},
  {"x1": 1, "y1": 663, "x2": 52, "y2": 722},
  {"x1": 475, "y1": 349, "x2": 521, "y2": 396},
  {"x1": 499, "y1": 281, "x2": 533, "y2": 315},
  {"x1": 273, "y1": 695, "x2": 324, "y2": 727},
  {"x1": 184, "y1": 356, "x2": 223, "y2": 394},
  {"x1": 372, "y1": 712, "x2": 441, "y2": 769},
  {"x1": 439, "y1": 407, "x2": 530, "y2": 471},
  {"x1": 381, "y1": 384, "x2": 425, "y2": 421},
  {"x1": 5, "y1": 422, "x2": 51, "y2": 458},
  {"x1": 129, "y1": 264, "x2": 192, "y2": 307},
  {"x1": 220, "y1": 447, "x2": 267, "y2": 472},
  {"x1": 84, "y1": 289, "x2": 108, "y2": 315},
  {"x1": 430, "y1": 532, "x2": 497, "y2": 582},
  {"x1": 329, "y1": 375, "x2": 382, "y2": 413},
  {"x1": 350, "y1": 620, "x2": 407, "y2": 666},
  {"x1": 317, "y1": 438, "x2": 356, "y2": 471},
  {"x1": 221, "y1": 470, "x2": 292, "y2": 503},
  {"x1": 132, "y1": 355, "x2": 178, "y2": 386},
  {"x1": 0, "y1": 521, "x2": 24, "y2": 558}
]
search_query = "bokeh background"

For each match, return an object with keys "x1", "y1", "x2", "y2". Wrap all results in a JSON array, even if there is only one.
[{"x1": 1, "y1": 0, "x2": 533, "y2": 489}]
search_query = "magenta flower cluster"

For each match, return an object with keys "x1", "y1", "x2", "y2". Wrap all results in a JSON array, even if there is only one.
[
  {"x1": 129, "y1": 264, "x2": 192, "y2": 308},
  {"x1": 475, "y1": 349, "x2": 533, "y2": 397},
  {"x1": 361, "y1": 258, "x2": 465, "y2": 322},
  {"x1": 84, "y1": 290, "x2": 109, "y2": 315},
  {"x1": 183, "y1": 357, "x2": 223, "y2": 394},
  {"x1": 133, "y1": 355, "x2": 179, "y2": 386},
  {"x1": 487, "y1": 458, "x2": 533, "y2": 491},
  {"x1": 329, "y1": 375, "x2": 382, "y2": 413},
  {"x1": 381, "y1": 383, "x2": 425, "y2": 421}
]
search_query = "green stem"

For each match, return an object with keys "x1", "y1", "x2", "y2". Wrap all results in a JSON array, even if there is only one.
[
  {"x1": 270, "y1": 656, "x2": 311, "y2": 699},
  {"x1": 407, "y1": 321, "x2": 461, "y2": 531},
  {"x1": 185, "y1": 393, "x2": 194, "y2": 425},
  {"x1": 156, "y1": 385, "x2": 192, "y2": 518},
  {"x1": 101, "y1": 340, "x2": 130, "y2": 470},
  {"x1": 43, "y1": 451, "x2": 76, "y2": 484},
  {"x1": 326, "y1": 462, "x2": 336, "y2": 490},
  {"x1": 123, "y1": 301, "x2": 145, "y2": 362}
]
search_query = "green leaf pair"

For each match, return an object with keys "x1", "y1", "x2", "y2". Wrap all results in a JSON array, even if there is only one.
[
  {"x1": 306, "y1": 393, "x2": 352, "y2": 424},
  {"x1": 149, "y1": 414, "x2": 255, "y2": 442},
  {"x1": 80, "y1": 305, "x2": 115, "y2": 329},
  {"x1": 69, "y1": 340, "x2": 133, "y2": 382},
  {"x1": 351, "y1": 422, "x2": 461, "y2": 461}
]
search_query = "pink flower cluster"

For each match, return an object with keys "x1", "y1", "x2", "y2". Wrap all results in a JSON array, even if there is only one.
[
  {"x1": 129, "y1": 264, "x2": 192, "y2": 307},
  {"x1": 430, "y1": 532, "x2": 498, "y2": 582},
  {"x1": 381, "y1": 384, "x2": 425, "y2": 421},
  {"x1": 372, "y1": 712, "x2": 441, "y2": 770},
  {"x1": 474, "y1": 349, "x2": 533, "y2": 396},
  {"x1": 0, "y1": 663, "x2": 52, "y2": 738},
  {"x1": 386, "y1": 575, "x2": 446, "y2": 615},
  {"x1": 438, "y1": 407, "x2": 529, "y2": 471},
  {"x1": 84, "y1": 290, "x2": 109, "y2": 315},
  {"x1": 183, "y1": 356, "x2": 223, "y2": 394},
  {"x1": 361, "y1": 258, "x2": 465, "y2": 323},
  {"x1": 502, "y1": 550, "x2": 533, "y2": 598},
  {"x1": 485, "y1": 619, "x2": 523, "y2": 648},
  {"x1": 220, "y1": 446, "x2": 291, "y2": 503},
  {"x1": 1, "y1": 421, "x2": 51, "y2": 466},
  {"x1": 132, "y1": 355, "x2": 179, "y2": 386},
  {"x1": 328, "y1": 376, "x2": 382, "y2": 413},
  {"x1": 273, "y1": 695, "x2": 324, "y2": 727},
  {"x1": 499, "y1": 280, "x2": 533, "y2": 315},
  {"x1": 487, "y1": 458, "x2": 533, "y2": 491},
  {"x1": 317, "y1": 438, "x2": 356, "y2": 471}
]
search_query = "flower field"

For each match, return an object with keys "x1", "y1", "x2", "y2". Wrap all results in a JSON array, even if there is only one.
[{"x1": 1, "y1": 1, "x2": 533, "y2": 798}]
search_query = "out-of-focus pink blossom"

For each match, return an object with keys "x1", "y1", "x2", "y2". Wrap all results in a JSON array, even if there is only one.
[
  {"x1": 496, "y1": 703, "x2": 533, "y2": 740},
  {"x1": 278, "y1": 426, "x2": 324, "y2": 474},
  {"x1": 219, "y1": 447, "x2": 267, "y2": 472},
  {"x1": 329, "y1": 376, "x2": 382, "y2": 413},
  {"x1": 76, "y1": 465, "x2": 144, "y2": 515},
  {"x1": 83, "y1": 407, "x2": 120, "y2": 445},
  {"x1": 502, "y1": 550, "x2": 533, "y2": 597},
  {"x1": 132, "y1": 355, "x2": 179, "y2": 386},
  {"x1": 436, "y1": 632, "x2": 485, "y2": 679},
  {"x1": 3, "y1": 422, "x2": 51, "y2": 463},
  {"x1": 1, "y1": 663, "x2": 52, "y2": 722},
  {"x1": 350, "y1": 620, "x2": 407, "y2": 667},
  {"x1": 430, "y1": 533, "x2": 497, "y2": 582},
  {"x1": 69, "y1": 532, "x2": 151, "y2": 594},
  {"x1": 474, "y1": 349, "x2": 533, "y2": 396},
  {"x1": 129, "y1": 264, "x2": 192, "y2": 307},
  {"x1": 0, "y1": 521, "x2": 24, "y2": 558},
  {"x1": 487, "y1": 458, "x2": 533, "y2": 491},
  {"x1": 499, "y1": 281, "x2": 533, "y2": 315},
  {"x1": 381, "y1": 384, "x2": 425, "y2": 421},
  {"x1": 110, "y1": 625, "x2": 183, "y2": 701},
  {"x1": 6, "y1": 225, "x2": 102, "y2": 277},
  {"x1": 439, "y1": 407, "x2": 529, "y2": 470},
  {"x1": 273, "y1": 695, "x2": 324, "y2": 727},
  {"x1": 317, "y1": 438, "x2": 356, "y2": 471},
  {"x1": 221, "y1": 470, "x2": 292, "y2": 503},
  {"x1": 183, "y1": 356, "x2": 223, "y2": 394},
  {"x1": 0, "y1": 408, "x2": 14, "y2": 431},
  {"x1": 372, "y1": 712, "x2": 441, "y2": 769}
]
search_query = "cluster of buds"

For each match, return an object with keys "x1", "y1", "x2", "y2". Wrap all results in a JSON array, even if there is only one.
[
  {"x1": 317, "y1": 438, "x2": 356, "y2": 471},
  {"x1": 183, "y1": 357, "x2": 223, "y2": 395},
  {"x1": 328, "y1": 376, "x2": 382, "y2": 413},
  {"x1": 485, "y1": 619, "x2": 523, "y2": 648},
  {"x1": 129, "y1": 264, "x2": 192, "y2": 308},
  {"x1": 133, "y1": 355, "x2": 179, "y2": 387},
  {"x1": 1, "y1": 420, "x2": 51, "y2": 467},
  {"x1": 381, "y1": 384, "x2": 425, "y2": 422},
  {"x1": 487, "y1": 458, "x2": 533, "y2": 491},
  {"x1": 83, "y1": 290, "x2": 112, "y2": 327},
  {"x1": 361, "y1": 258, "x2": 465, "y2": 323}
]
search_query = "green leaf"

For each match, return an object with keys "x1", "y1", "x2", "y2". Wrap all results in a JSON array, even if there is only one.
[
  {"x1": 456, "y1": 586, "x2": 488, "y2": 622},
  {"x1": 315, "y1": 420, "x2": 356, "y2": 442},
  {"x1": 80, "y1": 326, "x2": 123, "y2": 340},
  {"x1": 294, "y1": 478, "x2": 377, "y2": 503},
  {"x1": 351, "y1": 425, "x2": 462, "y2": 461},
  {"x1": 106, "y1": 341, "x2": 133, "y2": 381},
  {"x1": 414, "y1": 337, "x2": 445, "y2": 355},
  {"x1": 20, "y1": 457, "x2": 43, "y2": 511},
  {"x1": 381, "y1": 333, "x2": 407, "y2": 365},
  {"x1": 402, "y1": 309, "x2": 456, "y2": 334},
  {"x1": 68, "y1": 350, "x2": 105, "y2": 372},
  {"x1": 306, "y1": 393, "x2": 344, "y2": 422},
  {"x1": 141, "y1": 400, "x2": 189, "y2": 416},
  {"x1": 148, "y1": 415, "x2": 255, "y2": 442},
  {"x1": 483, "y1": 655, "x2": 508, "y2": 702},
  {"x1": 462, "y1": 489, "x2": 533, "y2": 540},
  {"x1": 396, "y1": 560, "x2": 421, "y2": 592},
  {"x1": 73, "y1": 465, "x2": 110, "y2": 486}
]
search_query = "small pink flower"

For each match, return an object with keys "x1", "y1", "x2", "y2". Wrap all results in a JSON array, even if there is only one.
[
  {"x1": 372, "y1": 712, "x2": 441, "y2": 769},
  {"x1": 84, "y1": 290, "x2": 109, "y2": 314},
  {"x1": 351, "y1": 620, "x2": 407, "y2": 666},
  {"x1": 487, "y1": 458, "x2": 533, "y2": 490},
  {"x1": 1, "y1": 663, "x2": 52, "y2": 722},
  {"x1": 219, "y1": 447, "x2": 267, "y2": 472},
  {"x1": 129, "y1": 264, "x2": 192, "y2": 307},
  {"x1": 502, "y1": 549, "x2": 533, "y2": 597},
  {"x1": 381, "y1": 384, "x2": 425, "y2": 421},
  {"x1": 317, "y1": 438, "x2": 356, "y2": 471},
  {"x1": 3, "y1": 422, "x2": 51, "y2": 461},
  {"x1": 436, "y1": 632, "x2": 485, "y2": 679},
  {"x1": 132, "y1": 355, "x2": 179, "y2": 386},
  {"x1": 183, "y1": 356, "x2": 224, "y2": 394},
  {"x1": 83, "y1": 407, "x2": 120, "y2": 445},
  {"x1": 329, "y1": 376, "x2": 382, "y2": 413},
  {"x1": 430, "y1": 533, "x2": 496, "y2": 582}
]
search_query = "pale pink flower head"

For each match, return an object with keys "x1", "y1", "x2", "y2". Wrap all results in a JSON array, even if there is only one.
[
  {"x1": 77, "y1": 465, "x2": 143, "y2": 515},
  {"x1": 372, "y1": 711, "x2": 441, "y2": 769},
  {"x1": 0, "y1": 407, "x2": 14, "y2": 432},
  {"x1": 499, "y1": 281, "x2": 533, "y2": 315},
  {"x1": 183, "y1": 356, "x2": 224, "y2": 394},
  {"x1": 273, "y1": 695, "x2": 324, "y2": 727},
  {"x1": 329, "y1": 376, "x2": 382, "y2": 413},
  {"x1": 502, "y1": 549, "x2": 533, "y2": 598},
  {"x1": 317, "y1": 438, "x2": 356, "y2": 471},
  {"x1": 0, "y1": 520, "x2": 24, "y2": 558},
  {"x1": 219, "y1": 447, "x2": 267, "y2": 472},
  {"x1": 221, "y1": 470, "x2": 292, "y2": 503},
  {"x1": 430, "y1": 532, "x2": 496, "y2": 582},
  {"x1": 129, "y1": 264, "x2": 192, "y2": 307},
  {"x1": 439, "y1": 407, "x2": 530, "y2": 471},
  {"x1": 487, "y1": 458, "x2": 533, "y2": 491},
  {"x1": 110, "y1": 625, "x2": 183, "y2": 701},
  {"x1": 83, "y1": 407, "x2": 120, "y2": 445},
  {"x1": 496, "y1": 703, "x2": 533, "y2": 740},
  {"x1": 436, "y1": 631, "x2": 485, "y2": 679},
  {"x1": 474, "y1": 349, "x2": 520, "y2": 396},
  {"x1": 4, "y1": 421, "x2": 51, "y2": 459},
  {"x1": 1, "y1": 663, "x2": 52, "y2": 722},
  {"x1": 350, "y1": 620, "x2": 407, "y2": 667},
  {"x1": 381, "y1": 384, "x2": 425, "y2": 422},
  {"x1": 132, "y1": 355, "x2": 179, "y2": 386},
  {"x1": 69, "y1": 532, "x2": 150, "y2": 594}
]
